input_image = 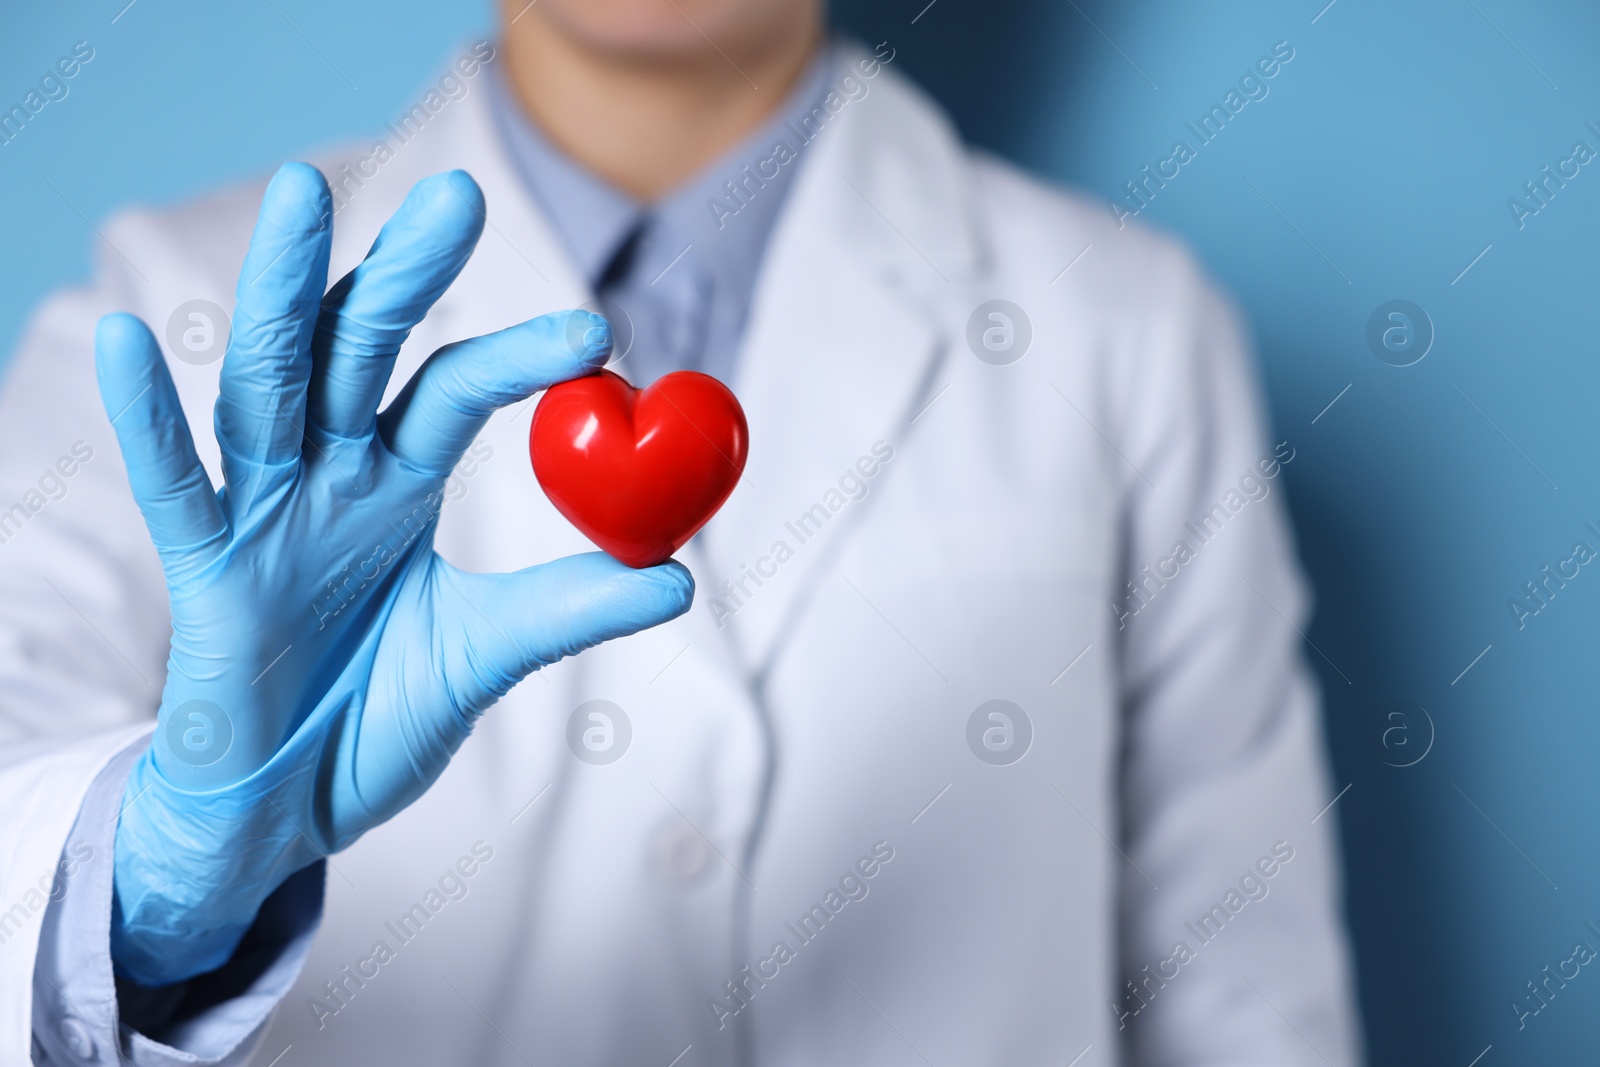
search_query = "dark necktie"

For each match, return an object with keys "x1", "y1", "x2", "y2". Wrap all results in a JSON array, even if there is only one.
[{"x1": 595, "y1": 214, "x2": 712, "y2": 387}]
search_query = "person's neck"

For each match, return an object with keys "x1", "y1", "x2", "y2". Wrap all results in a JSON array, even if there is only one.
[{"x1": 501, "y1": 15, "x2": 824, "y2": 202}]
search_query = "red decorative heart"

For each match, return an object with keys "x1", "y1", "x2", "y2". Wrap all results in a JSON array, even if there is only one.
[{"x1": 529, "y1": 369, "x2": 749, "y2": 568}]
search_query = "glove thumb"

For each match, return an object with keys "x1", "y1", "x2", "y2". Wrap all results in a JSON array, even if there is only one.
[{"x1": 439, "y1": 551, "x2": 695, "y2": 704}]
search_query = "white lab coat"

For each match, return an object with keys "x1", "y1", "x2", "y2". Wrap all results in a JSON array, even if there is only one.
[{"x1": 0, "y1": 44, "x2": 1362, "y2": 1067}]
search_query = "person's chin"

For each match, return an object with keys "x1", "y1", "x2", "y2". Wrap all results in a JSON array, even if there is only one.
[{"x1": 511, "y1": 0, "x2": 792, "y2": 64}]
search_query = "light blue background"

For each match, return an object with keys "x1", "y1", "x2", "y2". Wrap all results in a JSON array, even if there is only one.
[{"x1": 4, "y1": 1, "x2": 1597, "y2": 1063}]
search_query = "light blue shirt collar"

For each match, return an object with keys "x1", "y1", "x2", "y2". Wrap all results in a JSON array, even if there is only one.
[{"x1": 485, "y1": 43, "x2": 840, "y2": 381}]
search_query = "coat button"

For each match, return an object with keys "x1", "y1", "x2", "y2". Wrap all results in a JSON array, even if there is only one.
[
  {"x1": 58, "y1": 1016, "x2": 96, "y2": 1060},
  {"x1": 653, "y1": 819, "x2": 711, "y2": 883}
]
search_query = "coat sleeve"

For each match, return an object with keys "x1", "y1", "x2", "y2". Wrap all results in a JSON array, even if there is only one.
[
  {"x1": 1109, "y1": 245, "x2": 1364, "y2": 1066},
  {"x1": 0, "y1": 216, "x2": 168, "y2": 1063},
  {"x1": 29, "y1": 741, "x2": 324, "y2": 1067},
  {"x1": 0, "y1": 205, "x2": 315, "y2": 1064}
]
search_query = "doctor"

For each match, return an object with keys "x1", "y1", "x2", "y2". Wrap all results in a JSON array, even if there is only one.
[{"x1": 0, "y1": 0, "x2": 1362, "y2": 1064}]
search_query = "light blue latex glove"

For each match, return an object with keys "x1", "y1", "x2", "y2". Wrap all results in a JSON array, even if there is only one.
[{"x1": 96, "y1": 163, "x2": 693, "y2": 987}]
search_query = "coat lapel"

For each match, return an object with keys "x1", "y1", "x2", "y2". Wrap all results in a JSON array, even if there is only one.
[{"x1": 690, "y1": 53, "x2": 988, "y2": 678}]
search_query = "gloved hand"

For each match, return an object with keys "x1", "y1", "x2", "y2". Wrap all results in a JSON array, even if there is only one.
[{"x1": 96, "y1": 163, "x2": 693, "y2": 987}]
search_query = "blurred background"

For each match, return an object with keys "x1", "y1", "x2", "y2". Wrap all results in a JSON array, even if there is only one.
[{"x1": 3, "y1": 1, "x2": 1596, "y2": 1062}]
